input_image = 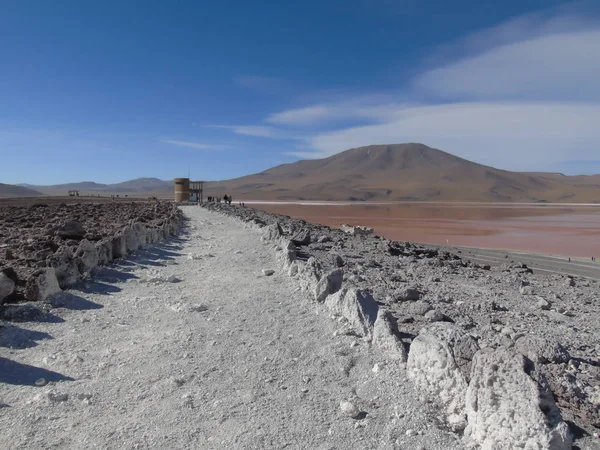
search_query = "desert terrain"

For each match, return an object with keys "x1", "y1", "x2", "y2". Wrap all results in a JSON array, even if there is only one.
[{"x1": 1, "y1": 203, "x2": 599, "y2": 449}]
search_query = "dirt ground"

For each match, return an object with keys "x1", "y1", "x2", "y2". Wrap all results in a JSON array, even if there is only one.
[
  {"x1": 0, "y1": 207, "x2": 463, "y2": 450},
  {"x1": 0, "y1": 196, "x2": 153, "y2": 207}
]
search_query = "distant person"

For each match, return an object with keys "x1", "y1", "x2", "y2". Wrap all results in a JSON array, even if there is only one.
[{"x1": 568, "y1": 257, "x2": 571, "y2": 262}]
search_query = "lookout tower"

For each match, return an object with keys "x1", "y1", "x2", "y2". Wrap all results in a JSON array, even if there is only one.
[
  {"x1": 173, "y1": 178, "x2": 204, "y2": 202},
  {"x1": 173, "y1": 178, "x2": 190, "y2": 202}
]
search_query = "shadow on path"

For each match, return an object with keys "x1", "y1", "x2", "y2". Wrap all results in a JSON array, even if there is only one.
[
  {"x1": 93, "y1": 266, "x2": 138, "y2": 283},
  {"x1": 77, "y1": 280, "x2": 122, "y2": 296},
  {"x1": 49, "y1": 292, "x2": 103, "y2": 310},
  {"x1": 0, "y1": 357, "x2": 74, "y2": 386},
  {"x1": 0, "y1": 304, "x2": 65, "y2": 323},
  {"x1": 0, "y1": 324, "x2": 53, "y2": 349}
]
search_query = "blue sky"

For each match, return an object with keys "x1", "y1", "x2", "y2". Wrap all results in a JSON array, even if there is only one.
[{"x1": 1, "y1": 0, "x2": 600, "y2": 184}]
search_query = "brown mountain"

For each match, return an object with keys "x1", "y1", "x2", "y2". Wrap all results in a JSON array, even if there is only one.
[
  {"x1": 22, "y1": 178, "x2": 172, "y2": 197},
  {"x1": 204, "y1": 143, "x2": 600, "y2": 203},
  {"x1": 0, "y1": 183, "x2": 44, "y2": 198}
]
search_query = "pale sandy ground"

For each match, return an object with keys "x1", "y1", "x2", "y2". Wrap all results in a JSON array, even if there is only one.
[{"x1": 0, "y1": 207, "x2": 463, "y2": 449}]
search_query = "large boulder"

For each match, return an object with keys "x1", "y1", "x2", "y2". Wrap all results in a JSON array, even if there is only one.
[
  {"x1": 95, "y1": 239, "x2": 113, "y2": 266},
  {"x1": 313, "y1": 269, "x2": 343, "y2": 303},
  {"x1": 328, "y1": 251, "x2": 344, "y2": 268},
  {"x1": 56, "y1": 220, "x2": 86, "y2": 240},
  {"x1": 0, "y1": 271, "x2": 16, "y2": 304},
  {"x1": 465, "y1": 347, "x2": 571, "y2": 449},
  {"x1": 282, "y1": 240, "x2": 297, "y2": 268},
  {"x1": 47, "y1": 246, "x2": 79, "y2": 288},
  {"x1": 75, "y1": 239, "x2": 99, "y2": 274},
  {"x1": 25, "y1": 268, "x2": 61, "y2": 301},
  {"x1": 111, "y1": 233, "x2": 127, "y2": 258},
  {"x1": 291, "y1": 229, "x2": 311, "y2": 246},
  {"x1": 264, "y1": 223, "x2": 284, "y2": 241},
  {"x1": 294, "y1": 257, "x2": 322, "y2": 293},
  {"x1": 123, "y1": 226, "x2": 139, "y2": 252},
  {"x1": 515, "y1": 335, "x2": 571, "y2": 365},
  {"x1": 392, "y1": 286, "x2": 422, "y2": 301},
  {"x1": 372, "y1": 308, "x2": 407, "y2": 362},
  {"x1": 132, "y1": 222, "x2": 147, "y2": 248},
  {"x1": 324, "y1": 288, "x2": 379, "y2": 337},
  {"x1": 407, "y1": 323, "x2": 479, "y2": 431}
]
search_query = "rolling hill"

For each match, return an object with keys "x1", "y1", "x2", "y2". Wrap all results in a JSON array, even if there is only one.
[
  {"x1": 22, "y1": 178, "x2": 172, "y2": 197},
  {"x1": 12, "y1": 144, "x2": 600, "y2": 202},
  {"x1": 0, "y1": 183, "x2": 44, "y2": 198},
  {"x1": 203, "y1": 143, "x2": 600, "y2": 203}
]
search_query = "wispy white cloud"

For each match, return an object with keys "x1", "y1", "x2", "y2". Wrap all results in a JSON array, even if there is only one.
[
  {"x1": 414, "y1": 30, "x2": 600, "y2": 101},
  {"x1": 232, "y1": 126, "x2": 279, "y2": 137},
  {"x1": 161, "y1": 139, "x2": 219, "y2": 150},
  {"x1": 266, "y1": 102, "x2": 406, "y2": 126},
  {"x1": 204, "y1": 124, "x2": 280, "y2": 138},
  {"x1": 303, "y1": 102, "x2": 600, "y2": 171}
]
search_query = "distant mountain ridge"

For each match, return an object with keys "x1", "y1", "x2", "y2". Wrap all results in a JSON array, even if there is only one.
[
  {"x1": 21, "y1": 177, "x2": 172, "y2": 195},
  {"x1": 9, "y1": 144, "x2": 600, "y2": 202},
  {"x1": 203, "y1": 143, "x2": 600, "y2": 203},
  {"x1": 0, "y1": 183, "x2": 44, "y2": 198}
]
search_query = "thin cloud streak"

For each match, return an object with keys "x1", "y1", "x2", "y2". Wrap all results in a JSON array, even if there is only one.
[
  {"x1": 203, "y1": 125, "x2": 280, "y2": 138},
  {"x1": 267, "y1": 102, "x2": 407, "y2": 127},
  {"x1": 161, "y1": 139, "x2": 219, "y2": 150}
]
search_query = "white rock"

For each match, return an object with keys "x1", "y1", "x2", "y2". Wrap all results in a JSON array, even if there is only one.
[
  {"x1": 313, "y1": 269, "x2": 343, "y2": 303},
  {"x1": 46, "y1": 391, "x2": 69, "y2": 403},
  {"x1": 465, "y1": 347, "x2": 571, "y2": 449},
  {"x1": 47, "y1": 246, "x2": 79, "y2": 288},
  {"x1": 520, "y1": 285, "x2": 535, "y2": 295},
  {"x1": 25, "y1": 268, "x2": 61, "y2": 301},
  {"x1": 407, "y1": 323, "x2": 478, "y2": 432},
  {"x1": 424, "y1": 309, "x2": 445, "y2": 322},
  {"x1": 34, "y1": 377, "x2": 47, "y2": 387},
  {"x1": 262, "y1": 269, "x2": 275, "y2": 276},
  {"x1": 75, "y1": 239, "x2": 99, "y2": 274},
  {"x1": 536, "y1": 297, "x2": 551, "y2": 310},
  {"x1": 0, "y1": 272, "x2": 15, "y2": 303},
  {"x1": 340, "y1": 400, "x2": 361, "y2": 418},
  {"x1": 372, "y1": 308, "x2": 407, "y2": 362},
  {"x1": 325, "y1": 288, "x2": 379, "y2": 337}
]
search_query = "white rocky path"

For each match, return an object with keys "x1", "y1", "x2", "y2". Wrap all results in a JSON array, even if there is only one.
[{"x1": 0, "y1": 207, "x2": 465, "y2": 449}]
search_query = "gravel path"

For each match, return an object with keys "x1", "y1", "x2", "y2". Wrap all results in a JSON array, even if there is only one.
[{"x1": 0, "y1": 207, "x2": 464, "y2": 449}]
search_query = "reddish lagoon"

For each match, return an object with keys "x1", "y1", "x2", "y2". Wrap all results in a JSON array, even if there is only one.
[{"x1": 250, "y1": 202, "x2": 600, "y2": 258}]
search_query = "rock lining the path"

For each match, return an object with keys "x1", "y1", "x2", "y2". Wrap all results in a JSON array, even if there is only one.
[
  {"x1": 201, "y1": 202, "x2": 600, "y2": 448},
  {"x1": 0, "y1": 201, "x2": 184, "y2": 303}
]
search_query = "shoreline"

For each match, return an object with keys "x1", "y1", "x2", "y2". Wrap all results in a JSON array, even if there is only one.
[
  {"x1": 248, "y1": 202, "x2": 600, "y2": 260},
  {"x1": 243, "y1": 200, "x2": 600, "y2": 207}
]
